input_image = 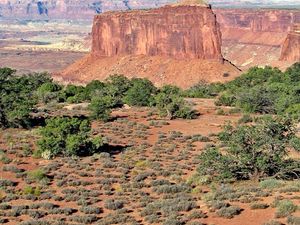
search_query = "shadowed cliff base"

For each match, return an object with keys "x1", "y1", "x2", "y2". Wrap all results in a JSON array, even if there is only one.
[{"x1": 57, "y1": 54, "x2": 240, "y2": 89}]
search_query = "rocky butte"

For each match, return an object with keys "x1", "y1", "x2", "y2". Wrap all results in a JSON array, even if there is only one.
[
  {"x1": 60, "y1": 1, "x2": 240, "y2": 88},
  {"x1": 280, "y1": 24, "x2": 300, "y2": 61}
]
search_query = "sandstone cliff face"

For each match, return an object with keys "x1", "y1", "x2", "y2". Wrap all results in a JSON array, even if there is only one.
[
  {"x1": 61, "y1": 4, "x2": 240, "y2": 88},
  {"x1": 91, "y1": 5, "x2": 223, "y2": 61},
  {"x1": 214, "y1": 9, "x2": 300, "y2": 46},
  {"x1": 213, "y1": 8, "x2": 300, "y2": 69},
  {"x1": 280, "y1": 24, "x2": 300, "y2": 61},
  {"x1": 215, "y1": 9, "x2": 300, "y2": 33}
]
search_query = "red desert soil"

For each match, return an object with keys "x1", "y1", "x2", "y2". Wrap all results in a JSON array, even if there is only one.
[
  {"x1": 57, "y1": 55, "x2": 241, "y2": 88},
  {"x1": 1, "y1": 99, "x2": 299, "y2": 225}
]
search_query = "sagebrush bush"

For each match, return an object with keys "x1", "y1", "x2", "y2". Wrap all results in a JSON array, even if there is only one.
[
  {"x1": 216, "y1": 206, "x2": 242, "y2": 218},
  {"x1": 260, "y1": 179, "x2": 284, "y2": 190},
  {"x1": 275, "y1": 200, "x2": 297, "y2": 218},
  {"x1": 250, "y1": 203, "x2": 269, "y2": 210},
  {"x1": 287, "y1": 216, "x2": 300, "y2": 225},
  {"x1": 104, "y1": 199, "x2": 124, "y2": 210}
]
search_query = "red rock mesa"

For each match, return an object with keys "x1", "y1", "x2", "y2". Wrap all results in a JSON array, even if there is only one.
[
  {"x1": 60, "y1": 3, "x2": 240, "y2": 88},
  {"x1": 91, "y1": 5, "x2": 223, "y2": 61}
]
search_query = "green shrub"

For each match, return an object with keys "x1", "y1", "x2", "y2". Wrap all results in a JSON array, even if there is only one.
[
  {"x1": 263, "y1": 220, "x2": 283, "y2": 225},
  {"x1": 187, "y1": 210, "x2": 207, "y2": 219},
  {"x1": 23, "y1": 186, "x2": 41, "y2": 196},
  {"x1": 237, "y1": 85, "x2": 275, "y2": 114},
  {"x1": 250, "y1": 203, "x2": 269, "y2": 210},
  {"x1": 0, "y1": 68, "x2": 51, "y2": 128},
  {"x1": 215, "y1": 92, "x2": 236, "y2": 106},
  {"x1": 275, "y1": 200, "x2": 297, "y2": 218},
  {"x1": 104, "y1": 74, "x2": 132, "y2": 106},
  {"x1": 36, "y1": 82, "x2": 62, "y2": 103},
  {"x1": 123, "y1": 78, "x2": 156, "y2": 106},
  {"x1": 216, "y1": 206, "x2": 242, "y2": 218},
  {"x1": 285, "y1": 62, "x2": 300, "y2": 83},
  {"x1": 184, "y1": 82, "x2": 224, "y2": 98},
  {"x1": 104, "y1": 199, "x2": 124, "y2": 210},
  {"x1": 89, "y1": 96, "x2": 113, "y2": 122},
  {"x1": 0, "y1": 151, "x2": 11, "y2": 164},
  {"x1": 285, "y1": 104, "x2": 300, "y2": 120},
  {"x1": 289, "y1": 137, "x2": 300, "y2": 151},
  {"x1": 214, "y1": 63, "x2": 300, "y2": 118},
  {"x1": 238, "y1": 114, "x2": 253, "y2": 124},
  {"x1": 287, "y1": 216, "x2": 300, "y2": 225},
  {"x1": 27, "y1": 169, "x2": 47, "y2": 181},
  {"x1": 198, "y1": 116, "x2": 300, "y2": 181},
  {"x1": 260, "y1": 179, "x2": 284, "y2": 190},
  {"x1": 37, "y1": 117, "x2": 102, "y2": 159},
  {"x1": 84, "y1": 80, "x2": 105, "y2": 100},
  {"x1": 155, "y1": 86, "x2": 197, "y2": 120}
]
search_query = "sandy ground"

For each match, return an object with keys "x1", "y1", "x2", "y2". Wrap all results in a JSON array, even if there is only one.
[{"x1": 1, "y1": 99, "x2": 299, "y2": 225}]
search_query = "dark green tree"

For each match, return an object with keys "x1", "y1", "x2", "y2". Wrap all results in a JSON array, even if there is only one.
[
  {"x1": 36, "y1": 82, "x2": 62, "y2": 103},
  {"x1": 123, "y1": 78, "x2": 157, "y2": 106},
  {"x1": 155, "y1": 86, "x2": 197, "y2": 120},
  {"x1": 285, "y1": 62, "x2": 300, "y2": 83},
  {"x1": 0, "y1": 68, "x2": 51, "y2": 128},
  {"x1": 37, "y1": 117, "x2": 102, "y2": 159},
  {"x1": 198, "y1": 116, "x2": 300, "y2": 181},
  {"x1": 237, "y1": 85, "x2": 275, "y2": 114},
  {"x1": 103, "y1": 74, "x2": 132, "y2": 106},
  {"x1": 89, "y1": 96, "x2": 114, "y2": 122},
  {"x1": 84, "y1": 80, "x2": 105, "y2": 100}
]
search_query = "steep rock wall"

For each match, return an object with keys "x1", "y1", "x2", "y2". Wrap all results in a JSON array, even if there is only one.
[
  {"x1": 91, "y1": 5, "x2": 223, "y2": 61},
  {"x1": 213, "y1": 8, "x2": 300, "y2": 69},
  {"x1": 214, "y1": 8, "x2": 300, "y2": 46},
  {"x1": 280, "y1": 24, "x2": 300, "y2": 61},
  {"x1": 60, "y1": 4, "x2": 241, "y2": 88}
]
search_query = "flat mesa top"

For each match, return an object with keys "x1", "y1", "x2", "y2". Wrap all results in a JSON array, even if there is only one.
[
  {"x1": 97, "y1": 3, "x2": 210, "y2": 17},
  {"x1": 173, "y1": 0, "x2": 208, "y2": 6}
]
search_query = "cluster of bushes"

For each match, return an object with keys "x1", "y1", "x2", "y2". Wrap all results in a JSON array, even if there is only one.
[
  {"x1": 198, "y1": 116, "x2": 300, "y2": 182},
  {"x1": 0, "y1": 68, "x2": 198, "y2": 127},
  {"x1": 183, "y1": 81, "x2": 225, "y2": 98},
  {"x1": 214, "y1": 63, "x2": 300, "y2": 119},
  {"x1": 84, "y1": 76, "x2": 196, "y2": 121},
  {"x1": 0, "y1": 68, "x2": 51, "y2": 128},
  {"x1": 37, "y1": 74, "x2": 197, "y2": 121}
]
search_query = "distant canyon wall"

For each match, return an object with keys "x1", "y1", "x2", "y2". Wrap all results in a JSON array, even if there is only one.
[
  {"x1": 214, "y1": 9, "x2": 300, "y2": 68},
  {"x1": 214, "y1": 9, "x2": 300, "y2": 46},
  {"x1": 0, "y1": 0, "x2": 174, "y2": 19},
  {"x1": 91, "y1": 5, "x2": 223, "y2": 61}
]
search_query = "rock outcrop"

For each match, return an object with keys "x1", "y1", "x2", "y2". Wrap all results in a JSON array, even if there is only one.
[
  {"x1": 214, "y1": 8, "x2": 300, "y2": 46},
  {"x1": 60, "y1": 3, "x2": 240, "y2": 88},
  {"x1": 280, "y1": 24, "x2": 300, "y2": 61},
  {"x1": 91, "y1": 4, "x2": 223, "y2": 61},
  {"x1": 213, "y1": 8, "x2": 300, "y2": 69}
]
